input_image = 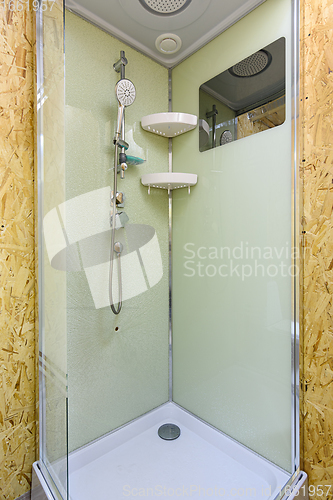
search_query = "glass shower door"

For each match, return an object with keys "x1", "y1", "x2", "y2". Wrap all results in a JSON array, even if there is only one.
[
  {"x1": 36, "y1": 1, "x2": 68, "y2": 498},
  {"x1": 172, "y1": 0, "x2": 298, "y2": 476}
]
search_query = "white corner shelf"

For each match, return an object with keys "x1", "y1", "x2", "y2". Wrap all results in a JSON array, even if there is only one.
[
  {"x1": 141, "y1": 112, "x2": 197, "y2": 137},
  {"x1": 141, "y1": 173, "x2": 197, "y2": 194}
]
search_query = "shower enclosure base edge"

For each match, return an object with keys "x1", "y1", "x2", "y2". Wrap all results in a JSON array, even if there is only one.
[
  {"x1": 32, "y1": 462, "x2": 57, "y2": 500},
  {"x1": 32, "y1": 403, "x2": 308, "y2": 500}
]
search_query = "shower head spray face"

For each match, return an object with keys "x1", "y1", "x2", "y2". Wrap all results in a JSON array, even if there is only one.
[
  {"x1": 114, "y1": 79, "x2": 136, "y2": 141},
  {"x1": 229, "y1": 50, "x2": 271, "y2": 78},
  {"x1": 115, "y1": 78, "x2": 136, "y2": 107},
  {"x1": 139, "y1": 0, "x2": 192, "y2": 16}
]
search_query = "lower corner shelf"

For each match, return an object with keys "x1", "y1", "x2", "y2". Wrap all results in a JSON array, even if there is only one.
[{"x1": 141, "y1": 173, "x2": 198, "y2": 194}]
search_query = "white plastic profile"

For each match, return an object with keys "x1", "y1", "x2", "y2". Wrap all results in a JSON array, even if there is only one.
[
  {"x1": 141, "y1": 112, "x2": 197, "y2": 137},
  {"x1": 141, "y1": 172, "x2": 197, "y2": 194}
]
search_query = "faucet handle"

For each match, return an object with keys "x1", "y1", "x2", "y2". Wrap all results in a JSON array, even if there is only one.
[
  {"x1": 111, "y1": 191, "x2": 125, "y2": 206},
  {"x1": 120, "y1": 162, "x2": 127, "y2": 179}
]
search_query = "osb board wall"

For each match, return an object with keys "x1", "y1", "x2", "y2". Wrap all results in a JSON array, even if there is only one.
[
  {"x1": 237, "y1": 97, "x2": 285, "y2": 139},
  {"x1": 0, "y1": 0, "x2": 332, "y2": 498},
  {"x1": 301, "y1": 0, "x2": 333, "y2": 493},
  {"x1": 0, "y1": 2, "x2": 36, "y2": 499}
]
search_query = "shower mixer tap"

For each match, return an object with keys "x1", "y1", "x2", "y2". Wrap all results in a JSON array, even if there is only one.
[
  {"x1": 111, "y1": 190, "x2": 125, "y2": 206},
  {"x1": 119, "y1": 151, "x2": 128, "y2": 179}
]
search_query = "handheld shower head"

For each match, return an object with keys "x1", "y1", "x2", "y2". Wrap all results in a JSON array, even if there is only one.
[
  {"x1": 115, "y1": 78, "x2": 136, "y2": 107},
  {"x1": 115, "y1": 79, "x2": 136, "y2": 143}
]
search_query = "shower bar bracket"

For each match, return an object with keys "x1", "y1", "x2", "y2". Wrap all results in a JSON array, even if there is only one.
[{"x1": 113, "y1": 50, "x2": 128, "y2": 79}]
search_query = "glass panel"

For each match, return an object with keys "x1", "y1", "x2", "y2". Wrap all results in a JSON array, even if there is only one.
[
  {"x1": 199, "y1": 38, "x2": 285, "y2": 151},
  {"x1": 172, "y1": 0, "x2": 293, "y2": 472},
  {"x1": 64, "y1": 11, "x2": 169, "y2": 454},
  {"x1": 37, "y1": 1, "x2": 68, "y2": 498}
]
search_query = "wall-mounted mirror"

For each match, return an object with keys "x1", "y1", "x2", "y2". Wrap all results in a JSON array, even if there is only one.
[{"x1": 199, "y1": 37, "x2": 285, "y2": 152}]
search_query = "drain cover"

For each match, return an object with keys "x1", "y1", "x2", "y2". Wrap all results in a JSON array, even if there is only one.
[{"x1": 158, "y1": 423, "x2": 181, "y2": 440}]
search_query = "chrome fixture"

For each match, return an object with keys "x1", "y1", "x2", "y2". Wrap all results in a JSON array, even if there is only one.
[
  {"x1": 114, "y1": 138, "x2": 129, "y2": 150},
  {"x1": 114, "y1": 78, "x2": 136, "y2": 179},
  {"x1": 109, "y1": 52, "x2": 136, "y2": 315},
  {"x1": 116, "y1": 78, "x2": 136, "y2": 108},
  {"x1": 113, "y1": 78, "x2": 136, "y2": 159},
  {"x1": 111, "y1": 191, "x2": 125, "y2": 207},
  {"x1": 158, "y1": 423, "x2": 181, "y2": 440},
  {"x1": 114, "y1": 241, "x2": 123, "y2": 255},
  {"x1": 206, "y1": 104, "x2": 218, "y2": 149},
  {"x1": 113, "y1": 50, "x2": 128, "y2": 79},
  {"x1": 110, "y1": 211, "x2": 129, "y2": 229}
]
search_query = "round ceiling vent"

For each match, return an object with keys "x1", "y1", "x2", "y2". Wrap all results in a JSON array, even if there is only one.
[
  {"x1": 138, "y1": 0, "x2": 192, "y2": 16},
  {"x1": 229, "y1": 50, "x2": 272, "y2": 78},
  {"x1": 155, "y1": 33, "x2": 182, "y2": 54}
]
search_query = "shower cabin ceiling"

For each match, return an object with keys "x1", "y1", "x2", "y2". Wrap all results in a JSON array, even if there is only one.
[{"x1": 65, "y1": 0, "x2": 266, "y2": 67}]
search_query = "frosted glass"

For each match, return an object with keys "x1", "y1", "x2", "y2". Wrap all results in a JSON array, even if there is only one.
[
  {"x1": 172, "y1": 0, "x2": 293, "y2": 472},
  {"x1": 38, "y1": 1, "x2": 68, "y2": 498},
  {"x1": 65, "y1": 12, "x2": 169, "y2": 452}
]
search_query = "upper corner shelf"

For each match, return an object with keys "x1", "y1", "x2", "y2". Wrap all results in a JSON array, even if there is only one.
[{"x1": 141, "y1": 112, "x2": 197, "y2": 138}]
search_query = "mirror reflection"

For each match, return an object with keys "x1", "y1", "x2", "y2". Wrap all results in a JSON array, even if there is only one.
[{"x1": 199, "y1": 37, "x2": 286, "y2": 152}]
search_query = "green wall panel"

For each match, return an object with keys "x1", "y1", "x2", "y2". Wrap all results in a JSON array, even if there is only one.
[
  {"x1": 65, "y1": 11, "x2": 169, "y2": 452},
  {"x1": 172, "y1": 0, "x2": 293, "y2": 472}
]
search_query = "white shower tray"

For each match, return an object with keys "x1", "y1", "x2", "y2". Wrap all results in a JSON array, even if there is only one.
[
  {"x1": 141, "y1": 112, "x2": 197, "y2": 137},
  {"x1": 141, "y1": 172, "x2": 197, "y2": 194},
  {"x1": 32, "y1": 403, "x2": 307, "y2": 500},
  {"x1": 67, "y1": 403, "x2": 291, "y2": 500}
]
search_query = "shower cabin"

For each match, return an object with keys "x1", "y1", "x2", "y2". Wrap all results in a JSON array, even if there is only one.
[{"x1": 33, "y1": 0, "x2": 307, "y2": 498}]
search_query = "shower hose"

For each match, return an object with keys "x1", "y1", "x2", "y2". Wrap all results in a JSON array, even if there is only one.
[{"x1": 109, "y1": 140, "x2": 122, "y2": 315}]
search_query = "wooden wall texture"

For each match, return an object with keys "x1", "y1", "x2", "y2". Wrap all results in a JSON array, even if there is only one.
[
  {"x1": 301, "y1": 0, "x2": 333, "y2": 494},
  {"x1": 0, "y1": 2, "x2": 36, "y2": 499},
  {"x1": 237, "y1": 97, "x2": 285, "y2": 139},
  {"x1": 0, "y1": 0, "x2": 332, "y2": 498}
]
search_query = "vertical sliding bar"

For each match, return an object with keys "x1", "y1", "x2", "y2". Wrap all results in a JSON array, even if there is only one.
[
  {"x1": 120, "y1": 50, "x2": 126, "y2": 80},
  {"x1": 168, "y1": 68, "x2": 173, "y2": 401},
  {"x1": 168, "y1": 191, "x2": 173, "y2": 401},
  {"x1": 291, "y1": 0, "x2": 301, "y2": 473},
  {"x1": 36, "y1": 0, "x2": 46, "y2": 470},
  {"x1": 212, "y1": 110, "x2": 216, "y2": 148}
]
